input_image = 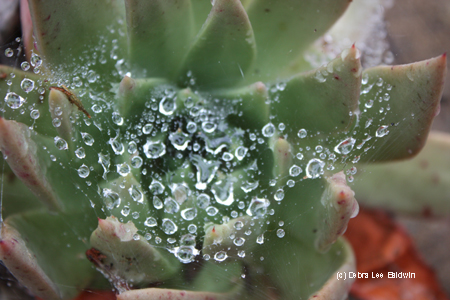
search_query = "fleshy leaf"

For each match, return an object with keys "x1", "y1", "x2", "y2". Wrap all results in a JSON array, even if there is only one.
[
  {"x1": 0, "y1": 65, "x2": 55, "y2": 135},
  {"x1": 0, "y1": 223, "x2": 60, "y2": 300},
  {"x1": 27, "y1": 0, "x2": 126, "y2": 75},
  {"x1": 125, "y1": 0, "x2": 194, "y2": 78},
  {"x1": 315, "y1": 172, "x2": 359, "y2": 253},
  {"x1": 271, "y1": 46, "x2": 361, "y2": 138},
  {"x1": 353, "y1": 131, "x2": 450, "y2": 216},
  {"x1": 213, "y1": 81, "x2": 270, "y2": 130},
  {"x1": 1, "y1": 211, "x2": 101, "y2": 300},
  {"x1": 244, "y1": 0, "x2": 351, "y2": 82},
  {"x1": 89, "y1": 216, "x2": 180, "y2": 288},
  {"x1": 356, "y1": 54, "x2": 446, "y2": 162},
  {"x1": 177, "y1": 0, "x2": 256, "y2": 89},
  {"x1": 0, "y1": 118, "x2": 62, "y2": 211},
  {"x1": 117, "y1": 286, "x2": 242, "y2": 300}
]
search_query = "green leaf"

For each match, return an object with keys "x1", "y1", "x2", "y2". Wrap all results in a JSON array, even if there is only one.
[
  {"x1": 125, "y1": 0, "x2": 194, "y2": 78},
  {"x1": 0, "y1": 118, "x2": 62, "y2": 211},
  {"x1": 356, "y1": 54, "x2": 446, "y2": 162},
  {"x1": 177, "y1": 0, "x2": 256, "y2": 89},
  {"x1": 89, "y1": 216, "x2": 181, "y2": 286},
  {"x1": 353, "y1": 131, "x2": 450, "y2": 216},
  {"x1": 271, "y1": 47, "x2": 361, "y2": 139},
  {"x1": 27, "y1": 0, "x2": 126, "y2": 75},
  {"x1": 0, "y1": 65, "x2": 55, "y2": 135},
  {"x1": 314, "y1": 172, "x2": 358, "y2": 253},
  {"x1": 244, "y1": 0, "x2": 351, "y2": 82},
  {"x1": 1, "y1": 211, "x2": 101, "y2": 300}
]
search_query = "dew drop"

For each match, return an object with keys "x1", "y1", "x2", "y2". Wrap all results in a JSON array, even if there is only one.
[
  {"x1": 30, "y1": 109, "x2": 40, "y2": 120},
  {"x1": 129, "y1": 185, "x2": 144, "y2": 203},
  {"x1": 246, "y1": 197, "x2": 270, "y2": 218},
  {"x1": 235, "y1": 146, "x2": 248, "y2": 161},
  {"x1": 274, "y1": 189, "x2": 285, "y2": 201},
  {"x1": 206, "y1": 206, "x2": 219, "y2": 216},
  {"x1": 214, "y1": 251, "x2": 228, "y2": 262},
  {"x1": 54, "y1": 136, "x2": 68, "y2": 150},
  {"x1": 196, "y1": 193, "x2": 210, "y2": 209},
  {"x1": 277, "y1": 229, "x2": 285, "y2": 238},
  {"x1": 375, "y1": 125, "x2": 389, "y2": 137},
  {"x1": 186, "y1": 121, "x2": 197, "y2": 133},
  {"x1": 181, "y1": 207, "x2": 197, "y2": 221},
  {"x1": 112, "y1": 112, "x2": 124, "y2": 126},
  {"x1": 306, "y1": 159, "x2": 325, "y2": 179},
  {"x1": 116, "y1": 162, "x2": 131, "y2": 176},
  {"x1": 153, "y1": 196, "x2": 163, "y2": 209},
  {"x1": 144, "y1": 140, "x2": 166, "y2": 159},
  {"x1": 21, "y1": 61, "x2": 30, "y2": 71},
  {"x1": 77, "y1": 164, "x2": 90, "y2": 178},
  {"x1": 30, "y1": 53, "x2": 42, "y2": 67},
  {"x1": 233, "y1": 237, "x2": 245, "y2": 247},
  {"x1": 169, "y1": 131, "x2": 190, "y2": 150},
  {"x1": 262, "y1": 123, "x2": 275, "y2": 137},
  {"x1": 131, "y1": 156, "x2": 143, "y2": 168},
  {"x1": 5, "y1": 92, "x2": 25, "y2": 109},
  {"x1": 334, "y1": 137, "x2": 356, "y2": 155},
  {"x1": 164, "y1": 197, "x2": 180, "y2": 214},
  {"x1": 297, "y1": 129, "x2": 307, "y2": 138},
  {"x1": 149, "y1": 179, "x2": 165, "y2": 194},
  {"x1": 4, "y1": 48, "x2": 13, "y2": 57},
  {"x1": 81, "y1": 132, "x2": 94, "y2": 146},
  {"x1": 161, "y1": 218, "x2": 178, "y2": 235},
  {"x1": 289, "y1": 165, "x2": 302, "y2": 177},
  {"x1": 20, "y1": 78, "x2": 35, "y2": 93},
  {"x1": 144, "y1": 217, "x2": 157, "y2": 227},
  {"x1": 202, "y1": 121, "x2": 217, "y2": 133}
]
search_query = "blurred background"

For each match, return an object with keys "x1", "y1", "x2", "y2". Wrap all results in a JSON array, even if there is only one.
[{"x1": 385, "y1": 0, "x2": 450, "y2": 296}]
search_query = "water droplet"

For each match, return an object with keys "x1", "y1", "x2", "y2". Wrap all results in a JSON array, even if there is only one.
[
  {"x1": 206, "y1": 206, "x2": 219, "y2": 216},
  {"x1": 153, "y1": 196, "x2": 163, "y2": 209},
  {"x1": 54, "y1": 136, "x2": 68, "y2": 150},
  {"x1": 306, "y1": 159, "x2": 325, "y2": 179},
  {"x1": 289, "y1": 165, "x2": 302, "y2": 177},
  {"x1": 81, "y1": 132, "x2": 94, "y2": 146},
  {"x1": 4, "y1": 48, "x2": 13, "y2": 57},
  {"x1": 222, "y1": 152, "x2": 234, "y2": 161},
  {"x1": 256, "y1": 234, "x2": 264, "y2": 244},
  {"x1": 186, "y1": 121, "x2": 197, "y2": 133},
  {"x1": 365, "y1": 99, "x2": 374, "y2": 108},
  {"x1": 375, "y1": 125, "x2": 389, "y2": 137},
  {"x1": 21, "y1": 61, "x2": 30, "y2": 71},
  {"x1": 30, "y1": 109, "x2": 40, "y2": 119},
  {"x1": 131, "y1": 156, "x2": 143, "y2": 168},
  {"x1": 297, "y1": 129, "x2": 307, "y2": 138},
  {"x1": 262, "y1": 123, "x2": 275, "y2": 137},
  {"x1": 129, "y1": 185, "x2": 144, "y2": 203},
  {"x1": 121, "y1": 206, "x2": 130, "y2": 217},
  {"x1": 20, "y1": 78, "x2": 35, "y2": 93},
  {"x1": 109, "y1": 137, "x2": 124, "y2": 155},
  {"x1": 164, "y1": 197, "x2": 180, "y2": 214},
  {"x1": 149, "y1": 179, "x2": 165, "y2": 194},
  {"x1": 233, "y1": 237, "x2": 245, "y2": 247},
  {"x1": 161, "y1": 218, "x2": 178, "y2": 235},
  {"x1": 197, "y1": 193, "x2": 210, "y2": 209},
  {"x1": 52, "y1": 118, "x2": 61, "y2": 127},
  {"x1": 144, "y1": 139, "x2": 166, "y2": 159},
  {"x1": 159, "y1": 97, "x2": 176, "y2": 115},
  {"x1": 169, "y1": 131, "x2": 190, "y2": 150},
  {"x1": 246, "y1": 197, "x2": 270, "y2": 218},
  {"x1": 315, "y1": 69, "x2": 326, "y2": 83},
  {"x1": 144, "y1": 217, "x2": 157, "y2": 227},
  {"x1": 188, "y1": 224, "x2": 197, "y2": 233},
  {"x1": 241, "y1": 180, "x2": 259, "y2": 193},
  {"x1": 78, "y1": 164, "x2": 90, "y2": 178},
  {"x1": 334, "y1": 137, "x2": 356, "y2": 155},
  {"x1": 277, "y1": 229, "x2": 285, "y2": 238},
  {"x1": 176, "y1": 246, "x2": 197, "y2": 263},
  {"x1": 5, "y1": 92, "x2": 25, "y2": 109},
  {"x1": 103, "y1": 189, "x2": 121, "y2": 209},
  {"x1": 202, "y1": 121, "x2": 217, "y2": 133},
  {"x1": 274, "y1": 189, "x2": 284, "y2": 201},
  {"x1": 87, "y1": 70, "x2": 97, "y2": 83},
  {"x1": 214, "y1": 250, "x2": 228, "y2": 262},
  {"x1": 181, "y1": 207, "x2": 197, "y2": 221},
  {"x1": 116, "y1": 162, "x2": 130, "y2": 176},
  {"x1": 212, "y1": 178, "x2": 235, "y2": 206},
  {"x1": 112, "y1": 112, "x2": 123, "y2": 126},
  {"x1": 191, "y1": 155, "x2": 220, "y2": 190},
  {"x1": 30, "y1": 53, "x2": 42, "y2": 67},
  {"x1": 278, "y1": 123, "x2": 286, "y2": 131},
  {"x1": 235, "y1": 146, "x2": 248, "y2": 161}
]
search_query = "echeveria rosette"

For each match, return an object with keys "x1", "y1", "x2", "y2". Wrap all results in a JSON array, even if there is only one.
[{"x1": 0, "y1": 1, "x2": 446, "y2": 300}]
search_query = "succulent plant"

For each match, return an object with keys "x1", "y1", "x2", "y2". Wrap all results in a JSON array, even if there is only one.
[{"x1": 0, "y1": 0, "x2": 446, "y2": 299}]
